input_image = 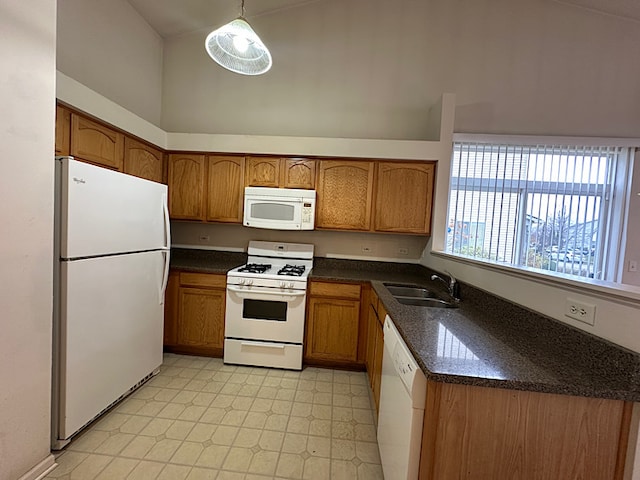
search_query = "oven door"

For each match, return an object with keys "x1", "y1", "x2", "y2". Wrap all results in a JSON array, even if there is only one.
[{"x1": 225, "y1": 286, "x2": 306, "y2": 343}]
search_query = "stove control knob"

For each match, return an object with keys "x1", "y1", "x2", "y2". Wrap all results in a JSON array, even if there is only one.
[
  {"x1": 246, "y1": 279, "x2": 253, "y2": 286},
  {"x1": 238, "y1": 279, "x2": 246, "y2": 286},
  {"x1": 279, "y1": 281, "x2": 286, "y2": 289},
  {"x1": 287, "y1": 282, "x2": 295, "y2": 289}
]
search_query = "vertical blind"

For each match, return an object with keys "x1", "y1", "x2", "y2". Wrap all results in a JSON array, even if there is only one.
[{"x1": 447, "y1": 141, "x2": 621, "y2": 281}]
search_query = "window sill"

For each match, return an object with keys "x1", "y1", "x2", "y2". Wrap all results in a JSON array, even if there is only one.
[{"x1": 430, "y1": 250, "x2": 640, "y2": 305}]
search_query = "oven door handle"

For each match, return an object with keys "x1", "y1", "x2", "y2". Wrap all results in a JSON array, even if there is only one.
[
  {"x1": 227, "y1": 286, "x2": 307, "y2": 297},
  {"x1": 241, "y1": 341, "x2": 286, "y2": 350}
]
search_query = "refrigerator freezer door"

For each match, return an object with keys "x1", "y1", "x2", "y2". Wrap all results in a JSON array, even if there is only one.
[
  {"x1": 59, "y1": 158, "x2": 169, "y2": 259},
  {"x1": 57, "y1": 250, "x2": 165, "y2": 440}
]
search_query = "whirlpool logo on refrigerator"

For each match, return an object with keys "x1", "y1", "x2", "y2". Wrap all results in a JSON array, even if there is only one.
[{"x1": 72, "y1": 177, "x2": 86, "y2": 184}]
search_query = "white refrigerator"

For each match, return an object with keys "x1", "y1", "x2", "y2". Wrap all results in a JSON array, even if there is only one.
[{"x1": 52, "y1": 157, "x2": 171, "y2": 449}]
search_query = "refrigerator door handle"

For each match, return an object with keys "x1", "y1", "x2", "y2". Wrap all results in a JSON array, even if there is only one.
[
  {"x1": 162, "y1": 194, "x2": 171, "y2": 250},
  {"x1": 160, "y1": 250, "x2": 170, "y2": 305}
]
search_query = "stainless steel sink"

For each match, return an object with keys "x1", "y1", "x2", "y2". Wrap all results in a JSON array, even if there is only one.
[
  {"x1": 384, "y1": 283, "x2": 459, "y2": 308},
  {"x1": 395, "y1": 297, "x2": 459, "y2": 308},
  {"x1": 384, "y1": 284, "x2": 438, "y2": 299}
]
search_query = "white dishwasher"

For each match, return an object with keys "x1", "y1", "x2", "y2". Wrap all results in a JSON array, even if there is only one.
[{"x1": 377, "y1": 315, "x2": 427, "y2": 480}]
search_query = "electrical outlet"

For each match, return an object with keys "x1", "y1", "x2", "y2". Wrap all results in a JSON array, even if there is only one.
[
  {"x1": 199, "y1": 235, "x2": 210, "y2": 242},
  {"x1": 629, "y1": 260, "x2": 638, "y2": 272},
  {"x1": 361, "y1": 245, "x2": 373, "y2": 254},
  {"x1": 565, "y1": 298, "x2": 596, "y2": 325},
  {"x1": 398, "y1": 248, "x2": 409, "y2": 255}
]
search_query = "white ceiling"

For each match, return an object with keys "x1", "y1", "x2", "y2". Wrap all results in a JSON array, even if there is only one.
[
  {"x1": 127, "y1": 0, "x2": 640, "y2": 39},
  {"x1": 126, "y1": 0, "x2": 321, "y2": 38}
]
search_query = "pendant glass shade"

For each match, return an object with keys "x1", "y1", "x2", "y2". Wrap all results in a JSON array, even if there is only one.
[{"x1": 205, "y1": 17, "x2": 272, "y2": 75}]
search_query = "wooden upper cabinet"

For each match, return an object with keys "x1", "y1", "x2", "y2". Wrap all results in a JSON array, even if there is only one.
[
  {"x1": 167, "y1": 154, "x2": 206, "y2": 220},
  {"x1": 374, "y1": 161, "x2": 435, "y2": 235},
  {"x1": 282, "y1": 158, "x2": 316, "y2": 189},
  {"x1": 316, "y1": 160, "x2": 374, "y2": 230},
  {"x1": 245, "y1": 156, "x2": 316, "y2": 189},
  {"x1": 55, "y1": 105, "x2": 71, "y2": 156},
  {"x1": 123, "y1": 137, "x2": 164, "y2": 183},
  {"x1": 207, "y1": 155, "x2": 245, "y2": 223},
  {"x1": 245, "y1": 156, "x2": 280, "y2": 187},
  {"x1": 70, "y1": 114, "x2": 124, "y2": 170}
]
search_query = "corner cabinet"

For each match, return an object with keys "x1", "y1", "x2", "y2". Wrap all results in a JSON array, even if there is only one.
[
  {"x1": 167, "y1": 154, "x2": 206, "y2": 220},
  {"x1": 374, "y1": 162, "x2": 435, "y2": 234},
  {"x1": 164, "y1": 271, "x2": 226, "y2": 357},
  {"x1": 123, "y1": 137, "x2": 164, "y2": 183},
  {"x1": 315, "y1": 160, "x2": 374, "y2": 230},
  {"x1": 304, "y1": 280, "x2": 364, "y2": 368}
]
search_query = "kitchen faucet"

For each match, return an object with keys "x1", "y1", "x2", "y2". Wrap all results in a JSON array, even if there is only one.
[{"x1": 431, "y1": 271, "x2": 460, "y2": 301}]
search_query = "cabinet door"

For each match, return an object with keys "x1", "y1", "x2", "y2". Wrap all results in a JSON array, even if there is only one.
[
  {"x1": 245, "y1": 156, "x2": 280, "y2": 187},
  {"x1": 123, "y1": 137, "x2": 164, "y2": 183},
  {"x1": 177, "y1": 287, "x2": 225, "y2": 349},
  {"x1": 168, "y1": 154, "x2": 206, "y2": 220},
  {"x1": 70, "y1": 114, "x2": 124, "y2": 170},
  {"x1": 305, "y1": 297, "x2": 360, "y2": 362},
  {"x1": 316, "y1": 160, "x2": 374, "y2": 230},
  {"x1": 371, "y1": 318, "x2": 384, "y2": 413},
  {"x1": 163, "y1": 271, "x2": 180, "y2": 346},
  {"x1": 282, "y1": 158, "x2": 316, "y2": 189},
  {"x1": 207, "y1": 156, "x2": 245, "y2": 223},
  {"x1": 55, "y1": 105, "x2": 71, "y2": 156},
  {"x1": 374, "y1": 162, "x2": 435, "y2": 234}
]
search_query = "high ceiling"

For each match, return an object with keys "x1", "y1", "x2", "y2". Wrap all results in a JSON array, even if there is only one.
[
  {"x1": 126, "y1": 0, "x2": 321, "y2": 38},
  {"x1": 127, "y1": 0, "x2": 640, "y2": 39}
]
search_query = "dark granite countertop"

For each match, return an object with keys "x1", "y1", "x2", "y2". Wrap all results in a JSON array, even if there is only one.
[{"x1": 171, "y1": 249, "x2": 640, "y2": 402}]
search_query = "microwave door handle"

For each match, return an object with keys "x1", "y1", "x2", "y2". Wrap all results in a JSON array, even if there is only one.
[{"x1": 227, "y1": 286, "x2": 306, "y2": 297}]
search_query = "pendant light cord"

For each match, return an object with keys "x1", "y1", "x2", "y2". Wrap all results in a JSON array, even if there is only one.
[{"x1": 241, "y1": 0, "x2": 245, "y2": 17}]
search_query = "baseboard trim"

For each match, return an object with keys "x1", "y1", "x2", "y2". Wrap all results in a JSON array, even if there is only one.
[{"x1": 18, "y1": 454, "x2": 56, "y2": 480}]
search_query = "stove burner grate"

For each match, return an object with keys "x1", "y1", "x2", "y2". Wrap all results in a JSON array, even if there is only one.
[
  {"x1": 277, "y1": 264, "x2": 306, "y2": 276},
  {"x1": 238, "y1": 263, "x2": 272, "y2": 274}
]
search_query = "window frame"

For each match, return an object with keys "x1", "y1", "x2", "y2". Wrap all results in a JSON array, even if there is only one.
[{"x1": 432, "y1": 133, "x2": 640, "y2": 301}]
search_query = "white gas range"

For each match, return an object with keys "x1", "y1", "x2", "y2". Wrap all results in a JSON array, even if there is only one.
[{"x1": 224, "y1": 241, "x2": 314, "y2": 370}]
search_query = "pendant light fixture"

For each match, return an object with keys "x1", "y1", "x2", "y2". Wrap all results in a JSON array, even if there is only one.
[{"x1": 204, "y1": 0, "x2": 272, "y2": 76}]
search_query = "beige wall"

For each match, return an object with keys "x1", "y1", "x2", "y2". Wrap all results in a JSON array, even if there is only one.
[
  {"x1": 0, "y1": 1, "x2": 56, "y2": 479},
  {"x1": 172, "y1": 222, "x2": 428, "y2": 263},
  {"x1": 160, "y1": 0, "x2": 640, "y2": 139},
  {"x1": 57, "y1": 0, "x2": 163, "y2": 125},
  {"x1": 622, "y1": 155, "x2": 640, "y2": 285}
]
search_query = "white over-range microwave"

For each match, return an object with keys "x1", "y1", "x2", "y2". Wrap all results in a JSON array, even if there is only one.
[{"x1": 243, "y1": 187, "x2": 316, "y2": 230}]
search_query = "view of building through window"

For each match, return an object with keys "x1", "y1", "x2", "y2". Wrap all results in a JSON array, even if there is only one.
[{"x1": 446, "y1": 140, "x2": 627, "y2": 281}]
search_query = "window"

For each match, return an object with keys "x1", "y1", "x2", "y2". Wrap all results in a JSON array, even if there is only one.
[{"x1": 446, "y1": 135, "x2": 633, "y2": 282}]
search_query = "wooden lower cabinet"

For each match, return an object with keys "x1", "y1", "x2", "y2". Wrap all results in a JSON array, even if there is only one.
[
  {"x1": 365, "y1": 288, "x2": 385, "y2": 414},
  {"x1": 419, "y1": 381, "x2": 632, "y2": 480},
  {"x1": 304, "y1": 281, "x2": 364, "y2": 368},
  {"x1": 164, "y1": 271, "x2": 226, "y2": 356}
]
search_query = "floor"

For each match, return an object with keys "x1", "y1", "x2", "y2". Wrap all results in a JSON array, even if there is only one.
[{"x1": 46, "y1": 353, "x2": 383, "y2": 480}]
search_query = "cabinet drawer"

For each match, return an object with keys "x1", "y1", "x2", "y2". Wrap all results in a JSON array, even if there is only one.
[
  {"x1": 309, "y1": 281, "x2": 361, "y2": 299},
  {"x1": 179, "y1": 272, "x2": 226, "y2": 289}
]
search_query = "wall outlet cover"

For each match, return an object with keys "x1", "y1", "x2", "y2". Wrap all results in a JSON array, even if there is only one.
[{"x1": 564, "y1": 297, "x2": 596, "y2": 326}]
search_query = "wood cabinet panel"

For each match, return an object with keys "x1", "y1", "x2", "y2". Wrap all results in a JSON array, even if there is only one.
[
  {"x1": 419, "y1": 382, "x2": 630, "y2": 480},
  {"x1": 316, "y1": 160, "x2": 374, "y2": 230},
  {"x1": 282, "y1": 158, "x2": 316, "y2": 189},
  {"x1": 70, "y1": 114, "x2": 124, "y2": 170},
  {"x1": 309, "y1": 281, "x2": 361, "y2": 299},
  {"x1": 167, "y1": 154, "x2": 206, "y2": 220},
  {"x1": 179, "y1": 272, "x2": 226, "y2": 289},
  {"x1": 55, "y1": 105, "x2": 71, "y2": 156},
  {"x1": 163, "y1": 271, "x2": 180, "y2": 347},
  {"x1": 375, "y1": 162, "x2": 435, "y2": 234},
  {"x1": 245, "y1": 156, "x2": 280, "y2": 187},
  {"x1": 305, "y1": 297, "x2": 360, "y2": 363},
  {"x1": 177, "y1": 287, "x2": 225, "y2": 350},
  {"x1": 123, "y1": 137, "x2": 164, "y2": 183},
  {"x1": 366, "y1": 288, "x2": 384, "y2": 414},
  {"x1": 207, "y1": 156, "x2": 245, "y2": 223}
]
